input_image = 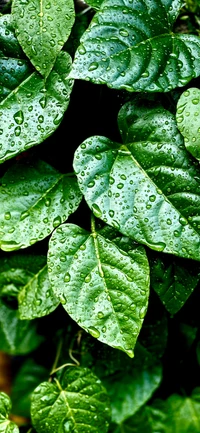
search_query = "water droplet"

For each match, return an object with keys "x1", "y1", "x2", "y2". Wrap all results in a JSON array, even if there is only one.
[
  {"x1": 20, "y1": 211, "x2": 29, "y2": 221},
  {"x1": 85, "y1": 274, "x2": 91, "y2": 283},
  {"x1": 126, "y1": 349, "x2": 134, "y2": 358},
  {"x1": 88, "y1": 326, "x2": 100, "y2": 338},
  {"x1": 88, "y1": 180, "x2": 95, "y2": 188},
  {"x1": 97, "y1": 311, "x2": 104, "y2": 319},
  {"x1": 38, "y1": 115, "x2": 44, "y2": 123},
  {"x1": 78, "y1": 44, "x2": 86, "y2": 55},
  {"x1": 14, "y1": 110, "x2": 24, "y2": 125},
  {"x1": 139, "y1": 306, "x2": 147, "y2": 319},
  {"x1": 117, "y1": 183, "x2": 124, "y2": 189},
  {"x1": 179, "y1": 216, "x2": 188, "y2": 226},
  {"x1": 88, "y1": 62, "x2": 99, "y2": 71},
  {"x1": 119, "y1": 28, "x2": 129, "y2": 37},
  {"x1": 53, "y1": 216, "x2": 62, "y2": 227},
  {"x1": 4, "y1": 212, "x2": 11, "y2": 220},
  {"x1": 45, "y1": 198, "x2": 51, "y2": 207},
  {"x1": 192, "y1": 98, "x2": 199, "y2": 105},
  {"x1": 109, "y1": 210, "x2": 115, "y2": 217},
  {"x1": 64, "y1": 273, "x2": 71, "y2": 282},
  {"x1": 92, "y1": 204, "x2": 102, "y2": 218},
  {"x1": 149, "y1": 195, "x2": 156, "y2": 202},
  {"x1": 14, "y1": 126, "x2": 21, "y2": 136},
  {"x1": 39, "y1": 96, "x2": 47, "y2": 108}
]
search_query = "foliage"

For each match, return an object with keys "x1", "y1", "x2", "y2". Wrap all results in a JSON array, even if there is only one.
[{"x1": 0, "y1": 0, "x2": 199, "y2": 432}]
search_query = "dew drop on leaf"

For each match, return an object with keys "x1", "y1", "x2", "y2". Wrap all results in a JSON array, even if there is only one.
[
  {"x1": 88, "y1": 326, "x2": 100, "y2": 338},
  {"x1": 14, "y1": 110, "x2": 24, "y2": 125}
]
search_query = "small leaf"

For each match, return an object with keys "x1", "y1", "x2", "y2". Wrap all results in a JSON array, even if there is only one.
[
  {"x1": 0, "y1": 392, "x2": 19, "y2": 433},
  {"x1": 12, "y1": 0, "x2": 75, "y2": 77},
  {"x1": 70, "y1": 0, "x2": 200, "y2": 92},
  {"x1": 0, "y1": 160, "x2": 82, "y2": 251},
  {"x1": 48, "y1": 222, "x2": 150, "y2": 357},
  {"x1": 150, "y1": 254, "x2": 200, "y2": 314},
  {"x1": 31, "y1": 367, "x2": 110, "y2": 433},
  {"x1": 0, "y1": 299, "x2": 43, "y2": 354},
  {"x1": 73, "y1": 102, "x2": 200, "y2": 261},
  {"x1": 176, "y1": 87, "x2": 200, "y2": 161}
]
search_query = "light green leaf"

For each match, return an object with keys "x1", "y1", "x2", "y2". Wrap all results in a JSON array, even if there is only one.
[
  {"x1": 104, "y1": 363, "x2": 162, "y2": 424},
  {"x1": 31, "y1": 367, "x2": 110, "y2": 433},
  {"x1": 48, "y1": 222, "x2": 150, "y2": 357},
  {"x1": 73, "y1": 102, "x2": 200, "y2": 261},
  {"x1": 70, "y1": 0, "x2": 200, "y2": 92},
  {"x1": 11, "y1": 359, "x2": 48, "y2": 418},
  {"x1": 0, "y1": 392, "x2": 19, "y2": 433},
  {"x1": 0, "y1": 15, "x2": 73, "y2": 162},
  {"x1": 0, "y1": 299, "x2": 43, "y2": 354},
  {"x1": 176, "y1": 87, "x2": 200, "y2": 160},
  {"x1": 12, "y1": 0, "x2": 75, "y2": 78},
  {"x1": 150, "y1": 254, "x2": 200, "y2": 314},
  {"x1": 0, "y1": 160, "x2": 82, "y2": 251}
]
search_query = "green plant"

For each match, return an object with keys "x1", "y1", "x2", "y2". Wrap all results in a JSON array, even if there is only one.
[{"x1": 0, "y1": 0, "x2": 200, "y2": 431}]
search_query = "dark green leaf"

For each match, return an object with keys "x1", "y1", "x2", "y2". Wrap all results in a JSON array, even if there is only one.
[
  {"x1": 73, "y1": 102, "x2": 200, "y2": 261},
  {"x1": 70, "y1": 0, "x2": 200, "y2": 92},
  {"x1": 176, "y1": 87, "x2": 200, "y2": 161},
  {"x1": 0, "y1": 160, "x2": 82, "y2": 251},
  {"x1": 11, "y1": 359, "x2": 48, "y2": 418},
  {"x1": 0, "y1": 299, "x2": 43, "y2": 354},
  {"x1": 0, "y1": 392, "x2": 19, "y2": 433},
  {"x1": 150, "y1": 254, "x2": 200, "y2": 314},
  {"x1": 31, "y1": 367, "x2": 110, "y2": 433},
  {"x1": 12, "y1": 0, "x2": 75, "y2": 78},
  {"x1": 48, "y1": 222, "x2": 150, "y2": 357},
  {"x1": 0, "y1": 31, "x2": 73, "y2": 163}
]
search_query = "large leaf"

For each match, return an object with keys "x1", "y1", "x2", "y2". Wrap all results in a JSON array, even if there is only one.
[
  {"x1": 73, "y1": 101, "x2": 200, "y2": 261},
  {"x1": 70, "y1": 0, "x2": 200, "y2": 92},
  {"x1": 176, "y1": 87, "x2": 200, "y2": 160},
  {"x1": 0, "y1": 392, "x2": 19, "y2": 433},
  {"x1": 48, "y1": 222, "x2": 150, "y2": 357},
  {"x1": 150, "y1": 254, "x2": 200, "y2": 314},
  {"x1": 12, "y1": 0, "x2": 75, "y2": 78},
  {"x1": 0, "y1": 17, "x2": 74, "y2": 163},
  {"x1": 0, "y1": 160, "x2": 82, "y2": 251},
  {"x1": 31, "y1": 367, "x2": 110, "y2": 433},
  {"x1": 0, "y1": 299, "x2": 43, "y2": 355}
]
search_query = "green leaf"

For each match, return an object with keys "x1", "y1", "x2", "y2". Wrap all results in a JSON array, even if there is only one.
[
  {"x1": 18, "y1": 264, "x2": 59, "y2": 320},
  {"x1": 104, "y1": 363, "x2": 162, "y2": 424},
  {"x1": 12, "y1": 0, "x2": 75, "y2": 78},
  {"x1": 0, "y1": 299, "x2": 43, "y2": 354},
  {"x1": 0, "y1": 392, "x2": 19, "y2": 433},
  {"x1": 85, "y1": 0, "x2": 103, "y2": 10},
  {"x1": 70, "y1": 0, "x2": 200, "y2": 92},
  {"x1": 48, "y1": 222, "x2": 150, "y2": 357},
  {"x1": 73, "y1": 102, "x2": 200, "y2": 261},
  {"x1": 176, "y1": 87, "x2": 200, "y2": 161},
  {"x1": 31, "y1": 367, "x2": 110, "y2": 433},
  {"x1": 0, "y1": 160, "x2": 82, "y2": 251},
  {"x1": 0, "y1": 18, "x2": 74, "y2": 163},
  {"x1": 11, "y1": 359, "x2": 48, "y2": 418},
  {"x1": 150, "y1": 254, "x2": 200, "y2": 314}
]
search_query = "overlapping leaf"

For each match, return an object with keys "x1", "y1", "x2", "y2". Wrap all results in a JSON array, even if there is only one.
[
  {"x1": 0, "y1": 392, "x2": 19, "y2": 433},
  {"x1": 150, "y1": 254, "x2": 200, "y2": 314},
  {"x1": 48, "y1": 222, "x2": 150, "y2": 357},
  {"x1": 12, "y1": 0, "x2": 75, "y2": 77},
  {"x1": 0, "y1": 16, "x2": 74, "y2": 163},
  {"x1": 73, "y1": 100, "x2": 200, "y2": 261},
  {"x1": 176, "y1": 87, "x2": 200, "y2": 160},
  {"x1": 70, "y1": 0, "x2": 200, "y2": 92},
  {"x1": 0, "y1": 160, "x2": 82, "y2": 251},
  {"x1": 31, "y1": 367, "x2": 110, "y2": 433}
]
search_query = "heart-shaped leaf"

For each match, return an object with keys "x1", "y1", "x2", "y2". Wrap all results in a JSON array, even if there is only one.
[
  {"x1": 12, "y1": 0, "x2": 75, "y2": 78},
  {"x1": 0, "y1": 16, "x2": 74, "y2": 163},
  {"x1": 176, "y1": 87, "x2": 200, "y2": 161},
  {"x1": 48, "y1": 222, "x2": 150, "y2": 357},
  {"x1": 70, "y1": 0, "x2": 200, "y2": 92},
  {"x1": 0, "y1": 160, "x2": 82, "y2": 251},
  {"x1": 31, "y1": 367, "x2": 110, "y2": 433},
  {"x1": 73, "y1": 101, "x2": 200, "y2": 261}
]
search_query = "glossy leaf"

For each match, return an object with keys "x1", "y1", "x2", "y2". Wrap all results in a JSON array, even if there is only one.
[
  {"x1": 48, "y1": 222, "x2": 150, "y2": 357},
  {"x1": 0, "y1": 14, "x2": 32, "y2": 102},
  {"x1": 0, "y1": 160, "x2": 82, "y2": 251},
  {"x1": 12, "y1": 0, "x2": 75, "y2": 78},
  {"x1": 11, "y1": 359, "x2": 48, "y2": 418},
  {"x1": 176, "y1": 87, "x2": 200, "y2": 160},
  {"x1": 0, "y1": 392, "x2": 19, "y2": 433},
  {"x1": 70, "y1": 0, "x2": 200, "y2": 92},
  {"x1": 0, "y1": 19, "x2": 74, "y2": 163},
  {"x1": 0, "y1": 299, "x2": 43, "y2": 354},
  {"x1": 31, "y1": 367, "x2": 110, "y2": 433},
  {"x1": 85, "y1": 0, "x2": 103, "y2": 10},
  {"x1": 73, "y1": 102, "x2": 200, "y2": 261},
  {"x1": 150, "y1": 255, "x2": 200, "y2": 314},
  {"x1": 104, "y1": 363, "x2": 162, "y2": 424}
]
